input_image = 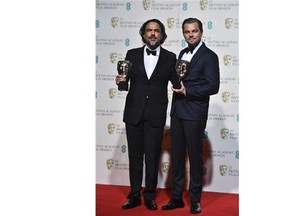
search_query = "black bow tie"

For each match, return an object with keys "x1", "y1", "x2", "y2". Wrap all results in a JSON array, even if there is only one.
[
  {"x1": 185, "y1": 41, "x2": 201, "y2": 54},
  {"x1": 146, "y1": 48, "x2": 157, "y2": 56},
  {"x1": 184, "y1": 47, "x2": 193, "y2": 54}
]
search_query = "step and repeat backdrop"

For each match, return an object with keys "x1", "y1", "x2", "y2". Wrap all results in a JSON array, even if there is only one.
[{"x1": 96, "y1": 0, "x2": 239, "y2": 193}]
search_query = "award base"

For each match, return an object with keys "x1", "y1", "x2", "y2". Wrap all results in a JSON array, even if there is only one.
[
  {"x1": 173, "y1": 81, "x2": 181, "y2": 89},
  {"x1": 117, "y1": 81, "x2": 128, "y2": 91}
]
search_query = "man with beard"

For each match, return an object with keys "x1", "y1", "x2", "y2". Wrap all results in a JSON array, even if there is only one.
[{"x1": 115, "y1": 19, "x2": 178, "y2": 211}]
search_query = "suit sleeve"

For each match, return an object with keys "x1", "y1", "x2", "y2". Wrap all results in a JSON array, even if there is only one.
[{"x1": 169, "y1": 53, "x2": 179, "y2": 87}]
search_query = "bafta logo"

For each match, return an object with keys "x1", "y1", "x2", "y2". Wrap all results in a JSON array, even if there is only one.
[
  {"x1": 219, "y1": 165, "x2": 228, "y2": 176},
  {"x1": 225, "y1": 18, "x2": 233, "y2": 29},
  {"x1": 142, "y1": 0, "x2": 151, "y2": 10},
  {"x1": 199, "y1": 0, "x2": 208, "y2": 10},
  {"x1": 111, "y1": 17, "x2": 119, "y2": 28},
  {"x1": 167, "y1": 18, "x2": 175, "y2": 29},
  {"x1": 107, "y1": 123, "x2": 116, "y2": 134},
  {"x1": 223, "y1": 55, "x2": 232, "y2": 66},
  {"x1": 161, "y1": 162, "x2": 170, "y2": 173},
  {"x1": 110, "y1": 53, "x2": 118, "y2": 63},
  {"x1": 222, "y1": 91, "x2": 230, "y2": 103},
  {"x1": 117, "y1": 60, "x2": 132, "y2": 77},
  {"x1": 220, "y1": 128, "x2": 229, "y2": 140},
  {"x1": 106, "y1": 159, "x2": 114, "y2": 170},
  {"x1": 108, "y1": 88, "x2": 117, "y2": 99},
  {"x1": 201, "y1": 35, "x2": 207, "y2": 42},
  {"x1": 174, "y1": 60, "x2": 190, "y2": 89}
]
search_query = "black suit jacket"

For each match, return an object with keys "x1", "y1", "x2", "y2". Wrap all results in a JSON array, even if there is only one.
[
  {"x1": 170, "y1": 42, "x2": 220, "y2": 121},
  {"x1": 119, "y1": 46, "x2": 178, "y2": 127}
]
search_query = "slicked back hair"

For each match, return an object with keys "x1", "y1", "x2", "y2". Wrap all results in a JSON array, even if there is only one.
[
  {"x1": 139, "y1": 19, "x2": 167, "y2": 44},
  {"x1": 182, "y1": 17, "x2": 203, "y2": 34}
]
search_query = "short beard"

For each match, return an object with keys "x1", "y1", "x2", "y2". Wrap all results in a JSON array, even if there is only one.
[
  {"x1": 148, "y1": 41, "x2": 157, "y2": 49},
  {"x1": 150, "y1": 41, "x2": 155, "y2": 46}
]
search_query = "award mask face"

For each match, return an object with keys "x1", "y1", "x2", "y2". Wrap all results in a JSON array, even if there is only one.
[
  {"x1": 117, "y1": 60, "x2": 132, "y2": 77},
  {"x1": 175, "y1": 60, "x2": 190, "y2": 80}
]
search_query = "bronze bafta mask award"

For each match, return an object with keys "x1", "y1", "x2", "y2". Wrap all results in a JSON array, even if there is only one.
[
  {"x1": 174, "y1": 60, "x2": 190, "y2": 89},
  {"x1": 117, "y1": 60, "x2": 132, "y2": 91},
  {"x1": 117, "y1": 60, "x2": 132, "y2": 77}
]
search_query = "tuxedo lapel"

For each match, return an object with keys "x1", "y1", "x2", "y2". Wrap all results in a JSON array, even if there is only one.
[
  {"x1": 135, "y1": 47, "x2": 148, "y2": 79},
  {"x1": 189, "y1": 43, "x2": 208, "y2": 68},
  {"x1": 149, "y1": 47, "x2": 165, "y2": 80}
]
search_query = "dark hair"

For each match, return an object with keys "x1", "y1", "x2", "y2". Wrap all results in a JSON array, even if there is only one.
[
  {"x1": 139, "y1": 19, "x2": 167, "y2": 44},
  {"x1": 182, "y1": 18, "x2": 203, "y2": 33}
]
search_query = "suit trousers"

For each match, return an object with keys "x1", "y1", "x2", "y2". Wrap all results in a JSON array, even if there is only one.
[
  {"x1": 125, "y1": 103, "x2": 164, "y2": 201},
  {"x1": 170, "y1": 114, "x2": 206, "y2": 204}
]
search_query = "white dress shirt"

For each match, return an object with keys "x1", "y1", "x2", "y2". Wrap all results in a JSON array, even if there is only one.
[
  {"x1": 144, "y1": 46, "x2": 160, "y2": 79},
  {"x1": 181, "y1": 41, "x2": 203, "y2": 61}
]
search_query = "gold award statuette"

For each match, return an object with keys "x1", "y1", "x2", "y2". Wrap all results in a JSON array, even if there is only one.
[
  {"x1": 174, "y1": 60, "x2": 190, "y2": 89},
  {"x1": 117, "y1": 60, "x2": 132, "y2": 77}
]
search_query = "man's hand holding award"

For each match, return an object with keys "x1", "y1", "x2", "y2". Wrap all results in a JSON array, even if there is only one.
[{"x1": 116, "y1": 60, "x2": 132, "y2": 91}]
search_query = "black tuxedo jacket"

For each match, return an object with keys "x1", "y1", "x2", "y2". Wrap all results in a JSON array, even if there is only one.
[
  {"x1": 170, "y1": 42, "x2": 220, "y2": 121},
  {"x1": 119, "y1": 46, "x2": 178, "y2": 127}
]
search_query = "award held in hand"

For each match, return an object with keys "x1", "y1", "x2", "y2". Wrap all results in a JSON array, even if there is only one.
[
  {"x1": 173, "y1": 60, "x2": 190, "y2": 89},
  {"x1": 117, "y1": 60, "x2": 132, "y2": 91},
  {"x1": 117, "y1": 60, "x2": 132, "y2": 77}
]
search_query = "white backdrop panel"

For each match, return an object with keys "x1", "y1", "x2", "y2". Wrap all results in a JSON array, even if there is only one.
[{"x1": 96, "y1": 0, "x2": 239, "y2": 193}]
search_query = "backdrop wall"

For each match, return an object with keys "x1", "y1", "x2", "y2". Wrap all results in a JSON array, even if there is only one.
[{"x1": 96, "y1": 0, "x2": 239, "y2": 193}]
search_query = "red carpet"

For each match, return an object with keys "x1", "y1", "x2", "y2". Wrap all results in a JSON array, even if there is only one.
[{"x1": 96, "y1": 184, "x2": 239, "y2": 216}]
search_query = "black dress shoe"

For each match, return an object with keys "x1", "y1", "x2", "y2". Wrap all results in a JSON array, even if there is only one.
[
  {"x1": 145, "y1": 199, "x2": 157, "y2": 210},
  {"x1": 190, "y1": 203, "x2": 201, "y2": 214},
  {"x1": 121, "y1": 197, "x2": 141, "y2": 209},
  {"x1": 162, "y1": 200, "x2": 184, "y2": 210}
]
